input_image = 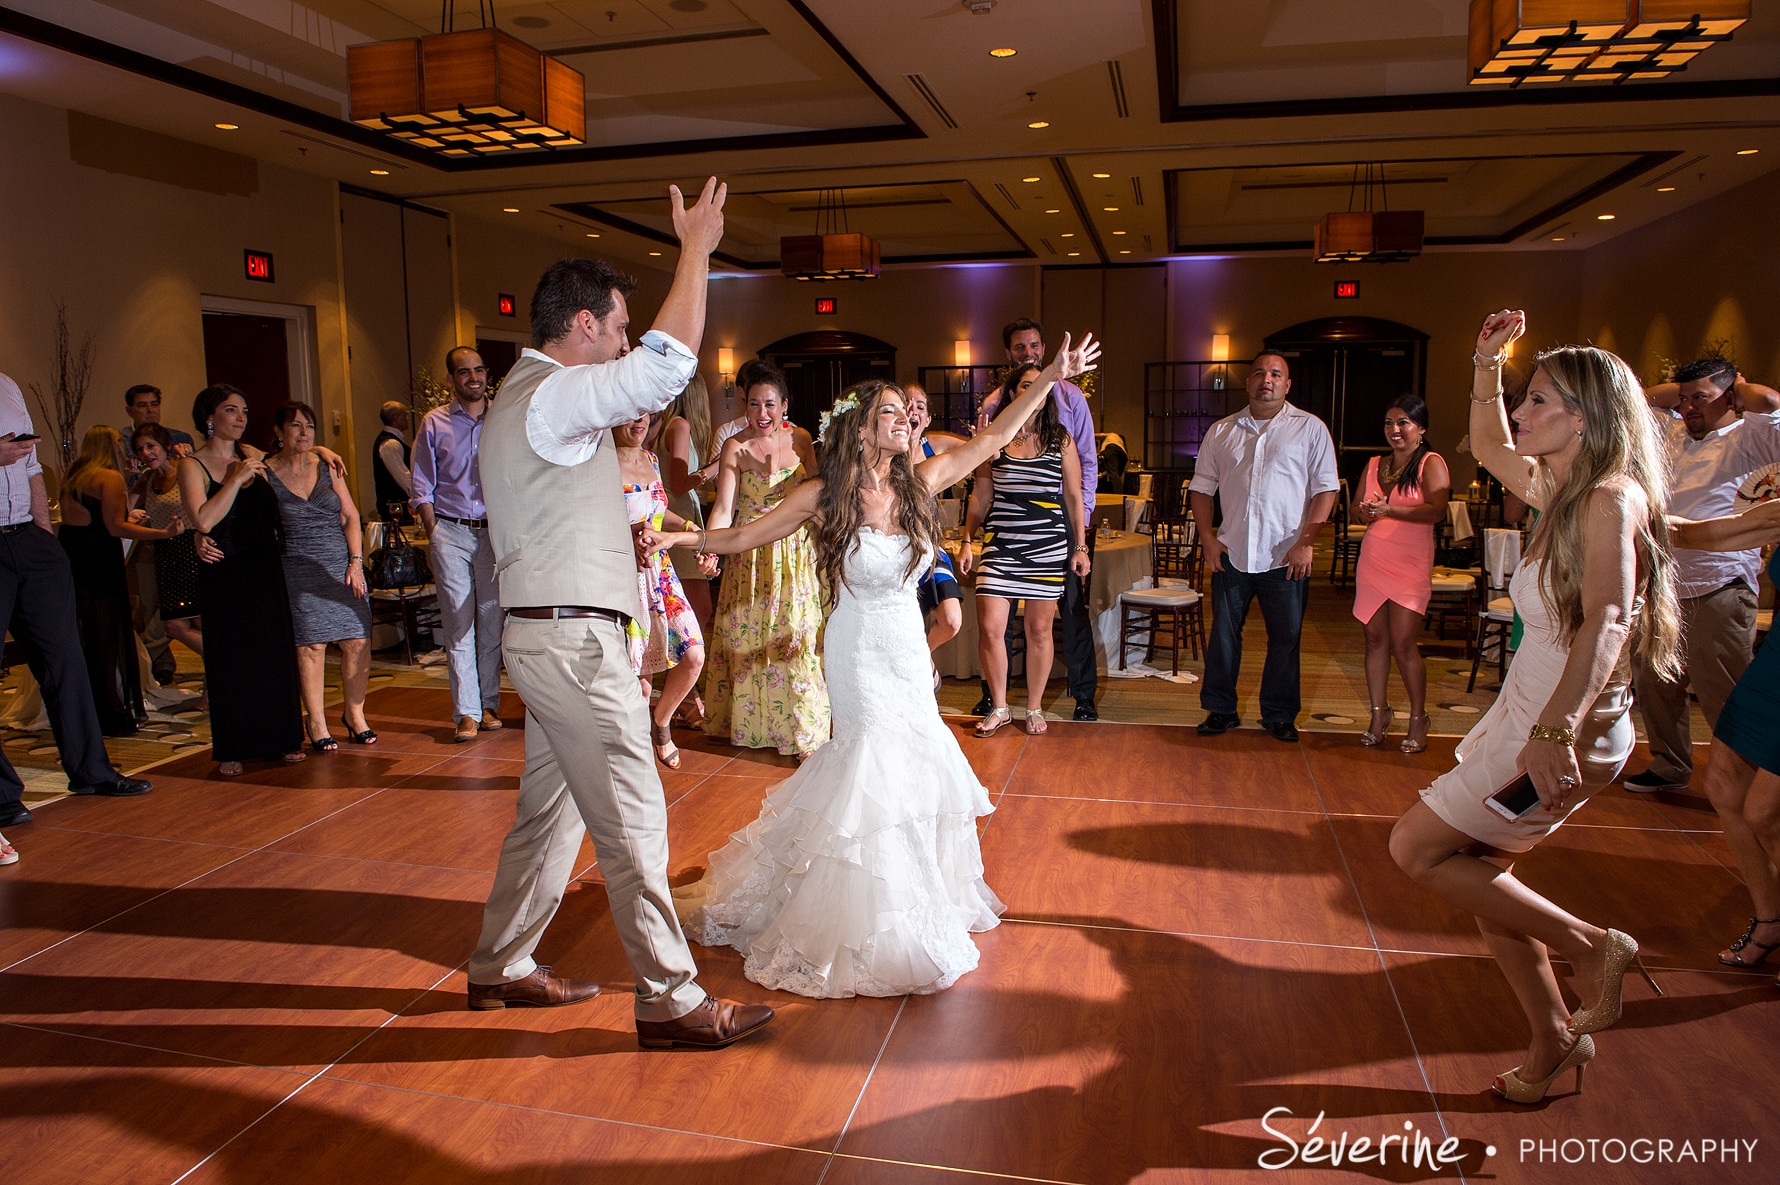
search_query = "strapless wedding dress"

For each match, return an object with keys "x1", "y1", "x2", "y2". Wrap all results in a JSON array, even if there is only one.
[{"x1": 675, "y1": 528, "x2": 1004, "y2": 997}]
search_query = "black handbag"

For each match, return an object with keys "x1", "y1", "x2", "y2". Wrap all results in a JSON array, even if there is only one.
[{"x1": 368, "y1": 521, "x2": 432, "y2": 591}]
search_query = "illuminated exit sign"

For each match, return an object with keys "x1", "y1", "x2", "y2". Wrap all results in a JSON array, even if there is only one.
[
  {"x1": 244, "y1": 250, "x2": 275, "y2": 283},
  {"x1": 815, "y1": 297, "x2": 837, "y2": 315},
  {"x1": 497, "y1": 294, "x2": 516, "y2": 317},
  {"x1": 1334, "y1": 280, "x2": 1359, "y2": 299}
]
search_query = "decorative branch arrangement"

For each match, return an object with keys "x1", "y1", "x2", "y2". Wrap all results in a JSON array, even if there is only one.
[{"x1": 27, "y1": 300, "x2": 97, "y2": 471}]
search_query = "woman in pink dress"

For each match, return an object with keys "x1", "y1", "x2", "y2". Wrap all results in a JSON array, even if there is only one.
[{"x1": 1352, "y1": 395, "x2": 1450, "y2": 753}]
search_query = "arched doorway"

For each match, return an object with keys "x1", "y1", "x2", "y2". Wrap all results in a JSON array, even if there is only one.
[
  {"x1": 1263, "y1": 317, "x2": 1428, "y2": 483},
  {"x1": 757, "y1": 330, "x2": 897, "y2": 432}
]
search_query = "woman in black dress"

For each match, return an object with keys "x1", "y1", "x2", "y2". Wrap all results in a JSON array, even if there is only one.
[
  {"x1": 60, "y1": 425, "x2": 185, "y2": 736},
  {"x1": 179, "y1": 385, "x2": 305, "y2": 776}
]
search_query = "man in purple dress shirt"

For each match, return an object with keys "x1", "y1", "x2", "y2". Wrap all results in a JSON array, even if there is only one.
[
  {"x1": 412, "y1": 348, "x2": 505, "y2": 743},
  {"x1": 972, "y1": 318, "x2": 1100, "y2": 721}
]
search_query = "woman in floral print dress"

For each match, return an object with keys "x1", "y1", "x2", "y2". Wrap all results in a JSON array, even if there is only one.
[
  {"x1": 616, "y1": 415, "x2": 708, "y2": 770},
  {"x1": 701, "y1": 368, "x2": 830, "y2": 756}
]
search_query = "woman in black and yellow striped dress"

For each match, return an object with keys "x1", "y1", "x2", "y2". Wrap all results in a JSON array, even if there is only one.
[{"x1": 958, "y1": 364, "x2": 1090, "y2": 736}]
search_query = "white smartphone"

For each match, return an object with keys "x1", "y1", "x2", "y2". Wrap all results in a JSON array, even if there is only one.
[{"x1": 1484, "y1": 771, "x2": 1542, "y2": 822}]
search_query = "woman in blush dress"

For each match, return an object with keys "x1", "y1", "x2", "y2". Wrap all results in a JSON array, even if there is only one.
[
  {"x1": 1352, "y1": 396, "x2": 1450, "y2": 753},
  {"x1": 616, "y1": 413, "x2": 710, "y2": 770},
  {"x1": 701, "y1": 365, "x2": 828, "y2": 756},
  {"x1": 131, "y1": 426, "x2": 204, "y2": 666},
  {"x1": 265, "y1": 402, "x2": 376, "y2": 750},
  {"x1": 651, "y1": 375, "x2": 719, "y2": 643},
  {"x1": 647, "y1": 334, "x2": 1099, "y2": 999},
  {"x1": 1389, "y1": 310, "x2": 1679, "y2": 1104}
]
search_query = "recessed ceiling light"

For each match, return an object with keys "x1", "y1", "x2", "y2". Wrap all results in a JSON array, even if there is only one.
[
  {"x1": 1112, "y1": 230, "x2": 1126, "y2": 235},
  {"x1": 1091, "y1": 172, "x2": 1111, "y2": 179},
  {"x1": 1102, "y1": 206, "x2": 1119, "y2": 212},
  {"x1": 1067, "y1": 251, "x2": 1080, "y2": 256},
  {"x1": 1657, "y1": 186, "x2": 1676, "y2": 192},
  {"x1": 1060, "y1": 232, "x2": 1075, "y2": 238},
  {"x1": 648, "y1": 251, "x2": 662, "y2": 256},
  {"x1": 1737, "y1": 148, "x2": 1759, "y2": 155},
  {"x1": 585, "y1": 232, "x2": 601, "y2": 238},
  {"x1": 1027, "y1": 120, "x2": 1049, "y2": 129},
  {"x1": 1021, "y1": 176, "x2": 1041, "y2": 183},
  {"x1": 989, "y1": 47, "x2": 1016, "y2": 58},
  {"x1": 369, "y1": 168, "x2": 390, "y2": 176},
  {"x1": 1118, "y1": 249, "x2": 1131, "y2": 254},
  {"x1": 1596, "y1": 213, "x2": 1616, "y2": 220},
  {"x1": 1044, "y1": 208, "x2": 1060, "y2": 214},
  {"x1": 502, "y1": 207, "x2": 519, "y2": 213},
  {"x1": 214, "y1": 122, "x2": 239, "y2": 130},
  {"x1": 1551, "y1": 236, "x2": 1565, "y2": 241}
]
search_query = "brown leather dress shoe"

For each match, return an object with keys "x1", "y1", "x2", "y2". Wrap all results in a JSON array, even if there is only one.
[
  {"x1": 480, "y1": 710, "x2": 504, "y2": 732},
  {"x1": 636, "y1": 995, "x2": 774, "y2": 1050},
  {"x1": 454, "y1": 716, "x2": 478, "y2": 743},
  {"x1": 467, "y1": 967, "x2": 600, "y2": 1010}
]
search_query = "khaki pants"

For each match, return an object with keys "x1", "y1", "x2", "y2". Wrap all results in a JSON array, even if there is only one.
[
  {"x1": 468, "y1": 613, "x2": 705, "y2": 1021},
  {"x1": 1632, "y1": 579, "x2": 1757, "y2": 784}
]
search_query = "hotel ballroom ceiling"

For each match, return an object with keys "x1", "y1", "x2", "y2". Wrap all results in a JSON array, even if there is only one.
[{"x1": 0, "y1": 0, "x2": 1776, "y2": 270}]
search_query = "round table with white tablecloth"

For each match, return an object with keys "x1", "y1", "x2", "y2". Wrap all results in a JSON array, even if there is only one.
[{"x1": 930, "y1": 529, "x2": 1154, "y2": 679}]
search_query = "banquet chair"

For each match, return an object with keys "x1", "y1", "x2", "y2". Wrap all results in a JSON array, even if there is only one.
[
  {"x1": 1329, "y1": 479, "x2": 1367, "y2": 587},
  {"x1": 1426, "y1": 568, "x2": 1479, "y2": 654},
  {"x1": 1468, "y1": 592, "x2": 1516, "y2": 692},
  {"x1": 1116, "y1": 538, "x2": 1205, "y2": 675}
]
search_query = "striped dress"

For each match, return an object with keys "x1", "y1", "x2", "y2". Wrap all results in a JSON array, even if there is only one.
[{"x1": 976, "y1": 446, "x2": 1069, "y2": 601}]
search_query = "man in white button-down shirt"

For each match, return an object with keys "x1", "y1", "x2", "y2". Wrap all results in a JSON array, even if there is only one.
[{"x1": 1188, "y1": 352, "x2": 1339, "y2": 742}]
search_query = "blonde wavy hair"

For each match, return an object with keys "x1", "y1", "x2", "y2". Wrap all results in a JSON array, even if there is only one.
[
  {"x1": 1524, "y1": 346, "x2": 1680, "y2": 679},
  {"x1": 651, "y1": 374, "x2": 715, "y2": 465},
  {"x1": 63, "y1": 425, "x2": 127, "y2": 496},
  {"x1": 812, "y1": 380, "x2": 944, "y2": 601}
]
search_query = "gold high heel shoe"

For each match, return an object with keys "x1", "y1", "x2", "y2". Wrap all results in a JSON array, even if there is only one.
[
  {"x1": 1360, "y1": 705, "x2": 1394, "y2": 747},
  {"x1": 1399, "y1": 713, "x2": 1431, "y2": 754},
  {"x1": 1568, "y1": 929, "x2": 1662, "y2": 1034},
  {"x1": 1492, "y1": 1033, "x2": 1595, "y2": 1104}
]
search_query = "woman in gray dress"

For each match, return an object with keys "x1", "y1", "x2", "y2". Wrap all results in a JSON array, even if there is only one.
[{"x1": 265, "y1": 402, "x2": 376, "y2": 750}]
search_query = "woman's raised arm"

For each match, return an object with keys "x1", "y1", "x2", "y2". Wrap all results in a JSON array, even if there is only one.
[{"x1": 644, "y1": 478, "x2": 822, "y2": 558}]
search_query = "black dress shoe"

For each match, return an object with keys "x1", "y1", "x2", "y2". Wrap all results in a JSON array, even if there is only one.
[
  {"x1": 971, "y1": 691, "x2": 993, "y2": 717},
  {"x1": 71, "y1": 777, "x2": 152, "y2": 797},
  {"x1": 1072, "y1": 699, "x2": 1098, "y2": 722},
  {"x1": 0, "y1": 805, "x2": 32, "y2": 827},
  {"x1": 1197, "y1": 712, "x2": 1241, "y2": 736},
  {"x1": 1263, "y1": 720, "x2": 1300, "y2": 743}
]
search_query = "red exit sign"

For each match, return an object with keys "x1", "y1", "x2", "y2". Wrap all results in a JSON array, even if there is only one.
[
  {"x1": 497, "y1": 293, "x2": 516, "y2": 317},
  {"x1": 244, "y1": 249, "x2": 274, "y2": 283},
  {"x1": 814, "y1": 297, "x2": 837, "y2": 315},
  {"x1": 1334, "y1": 280, "x2": 1359, "y2": 299}
]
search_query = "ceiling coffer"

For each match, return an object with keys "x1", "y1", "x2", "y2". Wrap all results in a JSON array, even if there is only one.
[
  {"x1": 349, "y1": 24, "x2": 585, "y2": 158},
  {"x1": 1467, "y1": 1, "x2": 1749, "y2": 87}
]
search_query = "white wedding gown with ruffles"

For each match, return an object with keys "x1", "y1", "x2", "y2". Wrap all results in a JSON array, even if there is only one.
[{"x1": 675, "y1": 527, "x2": 1004, "y2": 998}]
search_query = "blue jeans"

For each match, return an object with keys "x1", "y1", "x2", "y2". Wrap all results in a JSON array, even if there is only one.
[{"x1": 1200, "y1": 563, "x2": 1310, "y2": 724}]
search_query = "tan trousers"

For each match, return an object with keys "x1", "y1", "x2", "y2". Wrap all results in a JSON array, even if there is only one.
[
  {"x1": 468, "y1": 614, "x2": 705, "y2": 1021},
  {"x1": 1632, "y1": 579, "x2": 1757, "y2": 784}
]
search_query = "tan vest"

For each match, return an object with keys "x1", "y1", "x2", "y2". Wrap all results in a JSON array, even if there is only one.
[{"x1": 482, "y1": 354, "x2": 641, "y2": 618}]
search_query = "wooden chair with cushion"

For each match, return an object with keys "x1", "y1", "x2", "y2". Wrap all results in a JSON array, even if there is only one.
[
  {"x1": 1468, "y1": 593, "x2": 1516, "y2": 692},
  {"x1": 1329, "y1": 478, "x2": 1367, "y2": 587},
  {"x1": 1116, "y1": 538, "x2": 1205, "y2": 675}
]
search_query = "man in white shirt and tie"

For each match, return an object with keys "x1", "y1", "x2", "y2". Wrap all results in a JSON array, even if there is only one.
[{"x1": 1188, "y1": 352, "x2": 1339, "y2": 743}]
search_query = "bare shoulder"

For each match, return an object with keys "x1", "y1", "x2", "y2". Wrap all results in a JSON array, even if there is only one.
[{"x1": 1585, "y1": 475, "x2": 1649, "y2": 526}]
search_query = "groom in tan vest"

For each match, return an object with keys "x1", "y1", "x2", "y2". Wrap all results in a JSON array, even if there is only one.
[{"x1": 467, "y1": 178, "x2": 772, "y2": 1050}]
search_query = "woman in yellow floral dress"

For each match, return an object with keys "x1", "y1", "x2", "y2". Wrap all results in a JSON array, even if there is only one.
[{"x1": 702, "y1": 363, "x2": 830, "y2": 755}]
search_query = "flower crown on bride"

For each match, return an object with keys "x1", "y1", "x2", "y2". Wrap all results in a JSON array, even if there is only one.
[{"x1": 816, "y1": 393, "x2": 861, "y2": 444}]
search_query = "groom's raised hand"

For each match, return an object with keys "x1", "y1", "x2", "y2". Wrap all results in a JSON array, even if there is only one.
[{"x1": 670, "y1": 177, "x2": 727, "y2": 259}]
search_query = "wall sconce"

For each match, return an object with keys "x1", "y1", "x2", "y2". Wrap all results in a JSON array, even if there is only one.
[
  {"x1": 954, "y1": 340, "x2": 972, "y2": 368},
  {"x1": 1210, "y1": 333, "x2": 1230, "y2": 389},
  {"x1": 717, "y1": 347, "x2": 735, "y2": 396}
]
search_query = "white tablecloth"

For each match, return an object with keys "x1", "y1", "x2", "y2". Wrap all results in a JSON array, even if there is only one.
[
  {"x1": 1485, "y1": 528, "x2": 1522, "y2": 589},
  {"x1": 932, "y1": 531, "x2": 1154, "y2": 678}
]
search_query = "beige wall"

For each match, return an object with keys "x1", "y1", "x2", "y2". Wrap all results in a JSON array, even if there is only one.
[
  {"x1": 1579, "y1": 172, "x2": 1780, "y2": 387},
  {"x1": 0, "y1": 92, "x2": 348, "y2": 475}
]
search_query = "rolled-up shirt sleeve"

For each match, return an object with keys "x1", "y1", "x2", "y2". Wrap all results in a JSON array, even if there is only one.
[
  {"x1": 526, "y1": 330, "x2": 697, "y2": 466},
  {"x1": 1187, "y1": 427, "x2": 1224, "y2": 496},
  {"x1": 1307, "y1": 420, "x2": 1340, "y2": 495}
]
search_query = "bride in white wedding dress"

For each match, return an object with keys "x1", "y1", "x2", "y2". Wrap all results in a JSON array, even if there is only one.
[{"x1": 645, "y1": 333, "x2": 1099, "y2": 998}]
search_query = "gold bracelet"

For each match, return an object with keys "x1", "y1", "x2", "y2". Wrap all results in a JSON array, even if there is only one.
[
  {"x1": 1470, "y1": 390, "x2": 1503, "y2": 404},
  {"x1": 1473, "y1": 349, "x2": 1507, "y2": 372},
  {"x1": 1527, "y1": 723, "x2": 1577, "y2": 747},
  {"x1": 694, "y1": 527, "x2": 709, "y2": 555}
]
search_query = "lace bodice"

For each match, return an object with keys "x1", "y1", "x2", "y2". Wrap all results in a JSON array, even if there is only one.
[{"x1": 826, "y1": 529, "x2": 935, "y2": 740}]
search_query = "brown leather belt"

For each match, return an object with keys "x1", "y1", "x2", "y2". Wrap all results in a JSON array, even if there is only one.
[
  {"x1": 436, "y1": 513, "x2": 489, "y2": 529},
  {"x1": 506, "y1": 606, "x2": 623, "y2": 622}
]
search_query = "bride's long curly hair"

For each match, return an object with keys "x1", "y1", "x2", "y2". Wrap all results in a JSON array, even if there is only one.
[{"x1": 812, "y1": 380, "x2": 945, "y2": 603}]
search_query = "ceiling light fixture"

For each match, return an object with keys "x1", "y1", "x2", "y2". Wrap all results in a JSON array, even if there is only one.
[
  {"x1": 1467, "y1": 1, "x2": 1749, "y2": 87},
  {"x1": 1112, "y1": 230, "x2": 1126, "y2": 235},
  {"x1": 989, "y1": 47, "x2": 1017, "y2": 58},
  {"x1": 1028, "y1": 120, "x2": 1050, "y2": 129},
  {"x1": 1044, "y1": 208, "x2": 1060, "y2": 214},
  {"x1": 1597, "y1": 213, "x2": 1616, "y2": 220},
  {"x1": 502, "y1": 207, "x2": 519, "y2": 213},
  {"x1": 1021, "y1": 176, "x2": 1041, "y2": 183},
  {"x1": 214, "y1": 122, "x2": 239, "y2": 130},
  {"x1": 782, "y1": 188, "x2": 881, "y2": 281},
  {"x1": 1313, "y1": 162, "x2": 1424, "y2": 264},
  {"x1": 585, "y1": 232, "x2": 600, "y2": 238},
  {"x1": 1102, "y1": 206, "x2": 1119, "y2": 212},
  {"x1": 1657, "y1": 185, "x2": 1676, "y2": 191},
  {"x1": 1737, "y1": 148, "x2": 1760, "y2": 154},
  {"x1": 1091, "y1": 172, "x2": 1111, "y2": 179},
  {"x1": 1060, "y1": 232, "x2": 1075, "y2": 238},
  {"x1": 1118, "y1": 249, "x2": 1131, "y2": 254},
  {"x1": 370, "y1": 168, "x2": 391, "y2": 175},
  {"x1": 1067, "y1": 251, "x2": 1080, "y2": 256},
  {"x1": 649, "y1": 251, "x2": 662, "y2": 256},
  {"x1": 348, "y1": 11, "x2": 586, "y2": 159}
]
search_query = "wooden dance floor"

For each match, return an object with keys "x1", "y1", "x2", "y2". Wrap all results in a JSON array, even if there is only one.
[{"x1": 1, "y1": 686, "x2": 1773, "y2": 1183}]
